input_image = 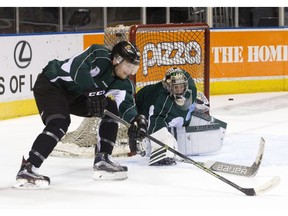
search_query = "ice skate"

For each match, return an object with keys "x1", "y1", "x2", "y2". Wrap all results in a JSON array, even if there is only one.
[
  {"x1": 13, "y1": 157, "x2": 50, "y2": 189},
  {"x1": 93, "y1": 152, "x2": 128, "y2": 180}
]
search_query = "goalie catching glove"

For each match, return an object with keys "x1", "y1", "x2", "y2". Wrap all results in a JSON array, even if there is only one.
[{"x1": 84, "y1": 86, "x2": 108, "y2": 117}]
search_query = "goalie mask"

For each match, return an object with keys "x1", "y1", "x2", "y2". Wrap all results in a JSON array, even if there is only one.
[{"x1": 162, "y1": 67, "x2": 190, "y2": 107}]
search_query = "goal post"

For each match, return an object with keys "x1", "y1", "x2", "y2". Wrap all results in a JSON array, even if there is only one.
[{"x1": 52, "y1": 23, "x2": 210, "y2": 158}]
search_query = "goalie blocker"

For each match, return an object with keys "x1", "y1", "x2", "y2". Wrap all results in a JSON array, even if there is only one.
[{"x1": 139, "y1": 111, "x2": 227, "y2": 165}]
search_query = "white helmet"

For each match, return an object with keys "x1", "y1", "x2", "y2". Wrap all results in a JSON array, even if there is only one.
[{"x1": 162, "y1": 67, "x2": 188, "y2": 106}]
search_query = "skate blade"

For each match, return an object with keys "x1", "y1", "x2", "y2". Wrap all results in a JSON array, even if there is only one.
[
  {"x1": 93, "y1": 170, "x2": 128, "y2": 181},
  {"x1": 13, "y1": 179, "x2": 50, "y2": 190}
]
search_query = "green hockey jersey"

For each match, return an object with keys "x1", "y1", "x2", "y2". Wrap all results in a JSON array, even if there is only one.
[
  {"x1": 136, "y1": 70, "x2": 197, "y2": 134},
  {"x1": 42, "y1": 44, "x2": 137, "y2": 122}
]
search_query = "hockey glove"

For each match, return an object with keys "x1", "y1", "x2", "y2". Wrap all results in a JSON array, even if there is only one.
[
  {"x1": 128, "y1": 115, "x2": 148, "y2": 142},
  {"x1": 84, "y1": 87, "x2": 108, "y2": 117}
]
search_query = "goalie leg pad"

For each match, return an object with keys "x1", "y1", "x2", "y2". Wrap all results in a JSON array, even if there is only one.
[
  {"x1": 174, "y1": 125, "x2": 223, "y2": 155},
  {"x1": 149, "y1": 147, "x2": 176, "y2": 166},
  {"x1": 146, "y1": 128, "x2": 178, "y2": 166},
  {"x1": 170, "y1": 113, "x2": 227, "y2": 156}
]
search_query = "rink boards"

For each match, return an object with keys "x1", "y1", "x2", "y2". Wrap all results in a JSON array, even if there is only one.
[{"x1": 0, "y1": 28, "x2": 288, "y2": 119}]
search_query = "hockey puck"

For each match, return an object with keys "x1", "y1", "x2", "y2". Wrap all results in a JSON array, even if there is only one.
[{"x1": 228, "y1": 98, "x2": 234, "y2": 101}]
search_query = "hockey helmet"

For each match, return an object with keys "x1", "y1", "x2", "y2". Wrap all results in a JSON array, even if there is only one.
[
  {"x1": 112, "y1": 41, "x2": 140, "y2": 65},
  {"x1": 162, "y1": 67, "x2": 189, "y2": 106},
  {"x1": 112, "y1": 41, "x2": 140, "y2": 76}
]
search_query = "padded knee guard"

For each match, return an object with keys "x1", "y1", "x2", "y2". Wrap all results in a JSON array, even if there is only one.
[
  {"x1": 43, "y1": 117, "x2": 70, "y2": 142},
  {"x1": 28, "y1": 115, "x2": 70, "y2": 167}
]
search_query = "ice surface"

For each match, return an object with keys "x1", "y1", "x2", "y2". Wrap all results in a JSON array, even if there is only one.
[{"x1": 1, "y1": 92, "x2": 287, "y2": 215}]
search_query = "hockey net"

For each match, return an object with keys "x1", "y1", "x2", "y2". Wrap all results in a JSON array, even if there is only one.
[{"x1": 52, "y1": 23, "x2": 210, "y2": 158}]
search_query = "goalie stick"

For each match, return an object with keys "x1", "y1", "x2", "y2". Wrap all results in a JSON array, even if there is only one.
[
  {"x1": 104, "y1": 110, "x2": 280, "y2": 196},
  {"x1": 179, "y1": 138, "x2": 264, "y2": 177}
]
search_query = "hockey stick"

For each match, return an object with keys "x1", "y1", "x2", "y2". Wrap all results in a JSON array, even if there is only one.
[
  {"x1": 202, "y1": 138, "x2": 264, "y2": 177},
  {"x1": 179, "y1": 138, "x2": 264, "y2": 177},
  {"x1": 104, "y1": 110, "x2": 280, "y2": 196}
]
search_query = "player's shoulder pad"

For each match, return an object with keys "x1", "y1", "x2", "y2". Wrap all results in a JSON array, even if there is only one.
[
  {"x1": 89, "y1": 44, "x2": 110, "y2": 55},
  {"x1": 110, "y1": 78, "x2": 136, "y2": 94}
]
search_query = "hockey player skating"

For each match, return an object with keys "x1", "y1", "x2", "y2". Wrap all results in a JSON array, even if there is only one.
[
  {"x1": 134, "y1": 67, "x2": 226, "y2": 166},
  {"x1": 14, "y1": 41, "x2": 148, "y2": 189}
]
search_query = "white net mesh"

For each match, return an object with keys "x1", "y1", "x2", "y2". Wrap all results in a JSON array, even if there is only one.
[
  {"x1": 53, "y1": 117, "x2": 130, "y2": 157},
  {"x1": 104, "y1": 25, "x2": 131, "y2": 50}
]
